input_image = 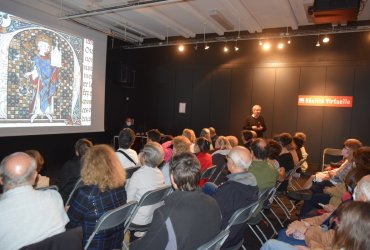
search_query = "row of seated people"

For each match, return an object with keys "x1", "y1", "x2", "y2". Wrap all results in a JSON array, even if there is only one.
[{"x1": 0, "y1": 126, "x2": 309, "y2": 249}]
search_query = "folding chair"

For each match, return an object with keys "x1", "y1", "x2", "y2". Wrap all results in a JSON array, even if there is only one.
[
  {"x1": 124, "y1": 185, "x2": 172, "y2": 234},
  {"x1": 65, "y1": 178, "x2": 83, "y2": 207},
  {"x1": 322, "y1": 148, "x2": 343, "y2": 171},
  {"x1": 84, "y1": 201, "x2": 138, "y2": 250},
  {"x1": 35, "y1": 185, "x2": 59, "y2": 191},
  {"x1": 125, "y1": 166, "x2": 140, "y2": 179},
  {"x1": 196, "y1": 229, "x2": 230, "y2": 250},
  {"x1": 200, "y1": 165, "x2": 217, "y2": 180},
  {"x1": 20, "y1": 227, "x2": 83, "y2": 250}
]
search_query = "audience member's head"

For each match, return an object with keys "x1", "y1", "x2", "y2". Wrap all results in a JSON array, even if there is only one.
[
  {"x1": 170, "y1": 152, "x2": 200, "y2": 191},
  {"x1": 215, "y1": 136, "x2": 232, "y2": 150},
  {"x1": 343, "y1": 138, "x2": 363, "y2": 161},
  {"x1": 226, "y1": 135, "x2": 239, "y2": 148},
  {"x1": 266, "y1": 139, "x2": 282, "y2": 160},
  {"x1": 194, "y1": 137, "x2": 211, "y2": 154},
  {"x1": 227, "y1": 146, "x2": 252, "y2": 172},
  {"x1": 209, "y1": 127, "x2": 217, "y2": 138},
  {"x1": 353, "y1": 174, "x2": 370, "y2": 201},
  {"x1": 24, "y1": 150, "x2": 45, "y2": 173},
  {"x1": 345, "y1": 147, "x2": 370, "y2": 193},
  {"x1": 250, "y1": 138, "x2": 268, "y2": 160},
  {"x1": 81, "y1": 144, "x2": 126, "y2": 192},
  {"x1": 0, "y1": 152, "x2": 37, "y2": 192},
  {"x1": 199, "y1": 128, "x2": 211, "y2": 141},
  {"x1": 241, "y1": 130, "x2": 255, "y2": 144},
  {"x1": 276, "y1": 133, "x2": 294, "y2": 150},
  {"x1": 146, "y1": 129, "x2": 162, "y2": 143},
  {"x1": 354, "y1": 146, "x2": 370, "y2": 169},
  {"x1": 74, "y1": 138, "x2": 93, "y2": 157},
  {"x1": 293, "y1": 132, "x2": 306, "y2": 149},
  {"x1": 182, "y1": 128, "x2": 196, "y2": 144},
  {"x1": 139, "y1": 142, "x2": 164, "y2": 168},
  {"x1": 172, "y1": 136, "x2": 191, "y2": 156},
  {"x1": 333, "y1": 201, "x2": 370, "y2": 250},
  {"x1": 160, "y1": 134, "x2": 174, "y2": 144},
  {"x1": 118, "y1": 128, "x2": 136, "y2": 149}
]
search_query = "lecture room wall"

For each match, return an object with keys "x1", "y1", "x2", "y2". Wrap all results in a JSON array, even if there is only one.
[{"x1": 111, "y1": 31, "x2": 370, "y2": 166}]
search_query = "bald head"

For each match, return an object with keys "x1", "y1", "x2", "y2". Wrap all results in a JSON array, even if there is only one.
[
  {"x1": 0, "y1": 152, "x2": 37, "y2": 191},
  {"x1": 229, "y1": 146, "x2": 252, "y2": 171}
]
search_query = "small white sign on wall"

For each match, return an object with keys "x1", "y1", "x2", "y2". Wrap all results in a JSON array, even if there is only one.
[{"x1": 179, "y1": 102, "x2": 186, "y2": 113}]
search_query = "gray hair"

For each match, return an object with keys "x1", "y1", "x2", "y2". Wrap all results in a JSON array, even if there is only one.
[
  {"x1": 354, "y1": 175, "x2": 370, "y2": 201},
  {"x1": 0, "y1": 152, "x2": 37, "y2": 190},
  {"x1": 140, "y1": 142, "x2": 164, "y2": 168},
  {"x1": 229, "y1": 146, "x2": 252, "y2": 171}
]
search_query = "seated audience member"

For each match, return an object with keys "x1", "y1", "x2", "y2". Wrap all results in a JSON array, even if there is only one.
[
  {"x1": 209, "y1": 126, "x2": 219, "y2": 149},
  {"x1": 266, "y1": 139, "x2": 282, "y2": 173},
  {"x1": 212, "y1": 146, "x2": 259, "y2": 248},
  {"x1": 182, "y1": 128, "x2": 196, "y2": 153},
  {"x1": 261, "y1": 174, "x2": 370, "y2": 250},
  {"x1": 211, "y1": 136, "x2": 232, "y2": 184},
  {"x1": 146, "y1": 129, "x2": 162, "y2": 143},
  {"x1": 275, "y1": 133, "x2": 296, "y2": 193},
  {"x1": 199, "y1": 127, "x2": 214, "y2": 150},
  {"x1": 262, "y1": 201, "x2": 370, "y2": 250},
  {"x1": 241, "y1": 130, "x2": 256, "y2": 150},
  {"x1": 25, "y1": 149, "x2": 49, "y2": 188},
  {"x1": 116, "y1": 128, "x2": 138, "y2": 168},
  {"x1": 122, "y1": 117, "x2": 136, "y2": 132},
  {"x1": 195, "y1": 137, "x2": 213, "y2": 187},
  {"x1": 226, "y1": 135, "x2": 239, "y2": 148},
  {"x1": 0, "y1": 152, "x2": 68, "y2": 250},
  {"x1": 55, "y1": 138, "x2": 93, "y2": 203},
  {"x1": 293, "y1": 132, "x2": 309, "y2": 172},
  {"x1": 248, "y1": 138, "x2": 279, "y2": 190},
  {"x1": 160, "y1": 134, "x2": 174, "y2": 163},
  {"x1": 161, "y1": 136, "x2": 191, "y2": 185},
  {"x1": 66, "y1": 144, "x2": 127, "y2": 249},
  {"x1": 130, "y1": 152, "x2": 222, "y2": 250},
  {"x1": 126, "y1": 142, "x2": 165, "y2": 236}
]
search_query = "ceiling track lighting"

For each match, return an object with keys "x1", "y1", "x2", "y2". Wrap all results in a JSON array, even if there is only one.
[
  {"x1": 316, "y1": 35, "x2": 321, "y2": 47},
  {"x1": 203, "y1": 23, "x2": 209, "y2": 50},
  {"x1": 223, "y1": 43, "x2": 229, "y2": 52},
  {"x1": 322, "y1": 35, "x2": 330, "y2": 43}
]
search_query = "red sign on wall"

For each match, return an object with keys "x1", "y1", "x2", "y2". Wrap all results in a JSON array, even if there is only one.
[{"x1": 298, "y1": 95, "x2": 353, "y2": 107}]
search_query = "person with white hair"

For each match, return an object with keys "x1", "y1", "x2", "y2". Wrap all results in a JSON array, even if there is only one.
[
  {"x1": 243, "y1": 104, "x2": 266, "y2": 138},
  {"x1": 210, "y1": 146, "x2": 259, "y2": 248}
]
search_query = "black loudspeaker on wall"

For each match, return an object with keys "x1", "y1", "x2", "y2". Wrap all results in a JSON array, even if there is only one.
[{"x1": 120, "y1": 63, "x2": 135, "y2": 88}]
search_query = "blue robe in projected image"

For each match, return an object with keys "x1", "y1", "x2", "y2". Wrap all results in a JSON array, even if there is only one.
[{"x1": 28, "y1": 54, "x2": 59, "y2": 121}]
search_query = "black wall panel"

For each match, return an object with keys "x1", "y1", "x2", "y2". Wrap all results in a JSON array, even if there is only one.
[
  {"x1": 209, "y1": 68, "x2": 232, "y2": 135},
  {"x1": 251, "y1": 68, "x2": 276, "y2": 138},
  {"x1": 229, "y1": 68, "x2": 253, "y2": 139},
  {"x1": 273, "y1": 67, "x2": 300, "y2": 135}
]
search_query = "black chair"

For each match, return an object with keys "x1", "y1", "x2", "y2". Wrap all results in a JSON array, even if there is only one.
[
  {"x1": 20, "y1": 227, "x2": 83, "y2": 250},
  {"x1": 196, "y1": 229, "x2": 230, "y2": 250},
  {"x1": 125, "y1": 166, "x2": 141, "y2": 179},
  {"x1": 84, "y1": 201, "x2": 138, "y2": 250},
  {"x1": 35, "y1": 185, "x2": 59, "y2": 191},
  {"x1": 124, "y1": 185, "x2": 172, "y2": 234},
  {"x1": 200, "y1": 165, "x2": 217, "y2": 180},
  {"x1": 65, "y1": 178, "x2": 83, "y2": 207},
  {"x1": 222, "y1": 200, "x2": 261, "y2": 250}
]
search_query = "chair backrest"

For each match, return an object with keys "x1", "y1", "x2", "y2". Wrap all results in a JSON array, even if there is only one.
[
  {"x1": 126, "y1": 166, "x2": 141, "y2": 179},
  {"x1": 124, "y1": 185, "x2": 172, "y2": 232},
  {"x1": 201, "y1": 165, "x2": 217, "y2": 180},
  {"x1": 35, "y1": 185, "x2": 59, "y2": 191},
  {"x1": 20, "y1": 227, "x2": 83, "y2": 250},
  {"x1": 225, "y1": 199, "x2": 260, "y2": 230},
  {"x1": 196, "y1": 229, "x2": 230, "y2": 250},
  {"x1": 322, "y1": 148, "x2": 343, "y2": 171},
  {"x1": 65, "y1": 178, "x2": 84, "y2": 206},
  {"x1": 84, "y1": 200, "x2": 138, "y2": 250}
]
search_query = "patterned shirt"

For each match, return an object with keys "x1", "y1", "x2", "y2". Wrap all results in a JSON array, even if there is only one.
[{"x1": 66, "y1": 185, "x2": 127, "y2": 250}]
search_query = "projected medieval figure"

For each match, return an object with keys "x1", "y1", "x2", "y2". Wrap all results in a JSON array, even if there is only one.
[
  {"x1": 24, "y1": 34, "x2": 60, "y2": 123},
  {"x1": 0, "y1": 10, "x2": 92, "y2": 128}
]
